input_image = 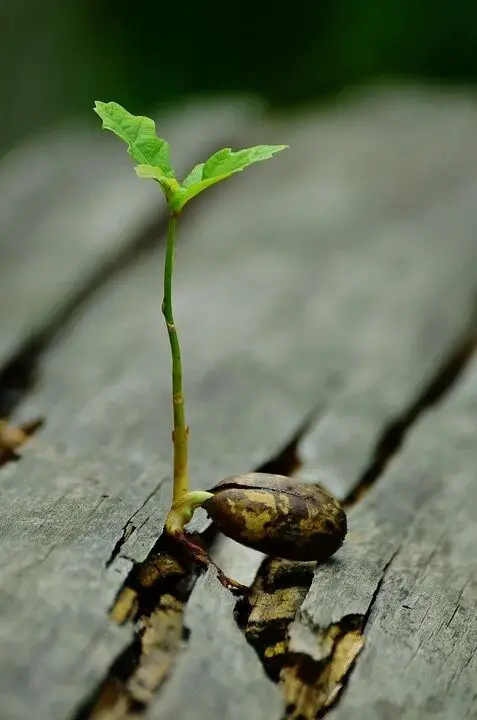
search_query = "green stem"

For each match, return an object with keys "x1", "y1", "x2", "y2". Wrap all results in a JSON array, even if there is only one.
[
  {"x1": 163, "y1": 212, "x2": 189, "y2": 501},
  {"x1": 165, "y1": 490, "x2": 214, "y2": 535}
]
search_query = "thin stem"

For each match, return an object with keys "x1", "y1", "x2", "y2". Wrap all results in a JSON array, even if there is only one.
[{"x1": 162, "y1": 212, "x2": 189, "y2": 501}]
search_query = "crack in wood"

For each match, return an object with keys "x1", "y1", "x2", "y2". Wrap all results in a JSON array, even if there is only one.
[
  {"x1": 73, "y1": 533, "x2": 199, "y2": 720},
  {"x1": 0, "y1": 205, "x2": 167, "y2": 418},
  {"x1": 343, "y1": 327, "x2": 477, "y2": 508},
  {"x1": 105, "y1": 524, "x2": 137, "y2": 570},
  {"x1": 281, "y1": 624, "x2": 365, "y2": 720},
  {"x1": 236, "y1": 550, "x2": 400, "y2": 720},
  {"x1": 104, "y1": 481, "x2": 166, "y2": 570},
  {"x1": 232, "y1": 323, "x2": 477, "y2": 719},
  {"x1": 254, "y1": 406, "x2": 322, "y2": 477},
  {"x1": 69, "y1": 316, "x2": 477, "y2": 720},
  {"x1": 71, "y1": 412, "x2": 317, "y2": 720}
]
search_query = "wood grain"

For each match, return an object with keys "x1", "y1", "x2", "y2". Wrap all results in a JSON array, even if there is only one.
[
  {"x1": 1, "y1": 87, "x2": 477, "y2": 719},
  {"x1": 151, "y1": 88, "x2": 477, "y2": 720},
  {"x1": 295, "y1": 354, "x2": 477, "y2": 719}
]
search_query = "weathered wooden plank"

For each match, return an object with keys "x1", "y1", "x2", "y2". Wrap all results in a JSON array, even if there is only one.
[
  {"x1": 3, "y1": 87, "x2": 477, "y2": 720},
  {"x1": 0, "y1": 448, "x2": 173, "y2": 720},
  {"x1": 154, "y1": 570, "x2": 284, "y2": 720},
  {"x1": 14, "y1": 88, "x2": 477, "y2": 472},
  {"x1": 148, "y1": 88, "x2": 477, "y2": 719},
  {"x1": 16, "y1": 89, "x2": 477, "y2": 482},
  {"x1": 0, "y1": 97, "x2": 257, "y2": 368},
  {"x1": 0, "y1": 98, "x2": 263, "y2": 720},
  {"x1": 291, "y1": 354, "x2": 477, "y2": 720}
]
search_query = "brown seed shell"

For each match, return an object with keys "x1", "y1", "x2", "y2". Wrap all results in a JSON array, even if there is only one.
[{"x1": 204, "y1": 473, "x2": 347, "y2": 561}]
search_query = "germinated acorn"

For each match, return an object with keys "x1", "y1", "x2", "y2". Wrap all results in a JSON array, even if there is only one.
[{"x1": 203, "y1": 472, "x2": 347, "y2": 561}]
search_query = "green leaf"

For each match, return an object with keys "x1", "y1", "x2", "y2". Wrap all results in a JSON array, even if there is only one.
[
  {"x1": 181, "y1": 162, "x2": 205, "y2": 189},
  {"x1": 203, "y1": 145, "x2": 287, "y2": 178},
  {"x1": 94, "y1": 103, "x2": 288, "y2": 214},
  {"x1": 135, "y1": 164, "x2": 181, "y2": 199},
  {"x1": 173, "y1": 144, "x2": 288, "y2": 212},
  {"x1": 93, "y1": 101, "x2": 175, "y2": 178}
]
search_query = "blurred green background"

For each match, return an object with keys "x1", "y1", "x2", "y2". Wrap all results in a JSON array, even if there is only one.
[{"x1": 2, "y1": 0, "x2": 477, "y2": 155}]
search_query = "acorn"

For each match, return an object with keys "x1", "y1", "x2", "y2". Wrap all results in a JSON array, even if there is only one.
[{"x1": 203, "y1": 472, "x2": 347, "y2": 562}]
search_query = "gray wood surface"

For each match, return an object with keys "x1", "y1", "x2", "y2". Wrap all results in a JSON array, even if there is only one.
[
  {"x1": 0, "y1": 451, "x2": 165, "y2": 720},
  {"x1": 0, "y1": 96, "x2": 261, "y2": 720},
  {"x1": 154, "y1": 570, "x2": 284, "y2": 720},
  {"x1": 151, "y1": 87, "x2": 477, "y2": 719},
  {"x1": 295, "y1": 354, "x2": 477, "y2": 720},
  {"x1": 1, "y1": 86, "x2": 477, "y2": 719}
]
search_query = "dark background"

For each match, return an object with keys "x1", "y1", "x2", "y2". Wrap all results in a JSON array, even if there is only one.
[{"x1": 2, "y1": 0, "x2": 477, "y2": 154}]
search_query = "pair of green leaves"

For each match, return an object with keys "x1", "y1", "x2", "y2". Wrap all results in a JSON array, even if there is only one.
[{"x1": 94, "y1": 101, "x2": 287, "y2": 213}]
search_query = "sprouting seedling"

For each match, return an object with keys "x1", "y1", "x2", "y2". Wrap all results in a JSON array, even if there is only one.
[{"x1": 94, "y1": 102, "x2": 347, "y2": 592}]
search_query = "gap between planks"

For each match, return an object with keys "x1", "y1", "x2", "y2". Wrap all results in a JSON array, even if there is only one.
[
  {"x1": 1, "y1": 87, "x2": 477, "y2": 720},
  {"x1": 74, "y1": 318, "x2": 477, "y2": 720}
]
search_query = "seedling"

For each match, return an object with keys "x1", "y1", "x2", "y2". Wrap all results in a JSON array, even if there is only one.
[{"x1": 94, "y1": 102, "x2": 346, "y2": 592}]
